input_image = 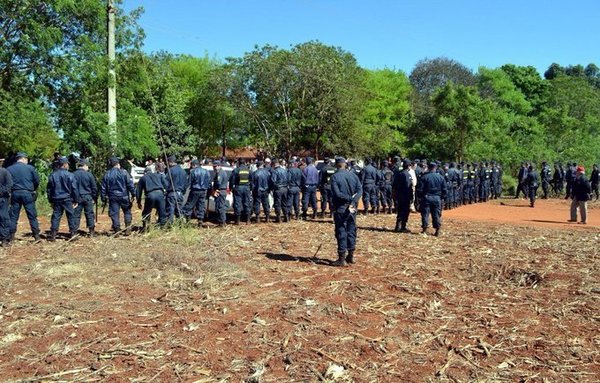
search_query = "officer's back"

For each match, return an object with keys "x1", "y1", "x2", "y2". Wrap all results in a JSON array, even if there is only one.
[
  {"x1": 8, "y1": 160, "x2": 39, "y2": 192},
  {"x1": 419, "y1": 171, "x2": 446, "y2": 197}
]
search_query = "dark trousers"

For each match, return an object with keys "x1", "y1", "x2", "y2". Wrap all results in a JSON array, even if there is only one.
[
  {"x1": 541, "y1": 180, "x2": 550, "y2": 198},
  {"x1": 463, "y1": 183, "x2": 473, "y2": 203},
  {"x1": 333, "y1": 207, "x2": 357, "y2": 254},
  {"x1": 166, "y1": 191, "x2": 184, "y2": 222},
  {"x1": 0, "y1": 197, "x2": 10, "y2": 240},
  {"x1": 183, "y1": 190, "x2": 207, "y2": 221},
  {"x1": 379, "y1": 185, "x2": 392, "y2": 208},
  {"x1": 109, "y1": 196, "x2": 132, "y2": 231},
  {"x1": 395, "y1": 199, "x2": 410, "y2": 228},
  {"x1": 362, "y1": 183, "x2": 378, "y2": 210},
  {"x1": 50, "y1": 198, "x2": 77, "y2": 233},
  {"x1": 320, "y1": 186, "x2": 333, "y2": 213},
  {"x1": 480, "y1": 180, "x2": 490, "y2": 201},
  {"x1": 421, "y1": 195, "x2": 442, "y2": 229},
  {"x1": 143, "y1": 191, "x2": 167, "y2": 226},
  {"x1": 565, "y1": 181, "x2": 572, "y2": 199},
  {"x1": 302, "y1": 185, "x2": 317, "y2": 213},
  {"x1": 10, "y1": 190, "x2": 40, "y2": 236},
  {"x1": 593, "y1": 183, "x2": 599, "y2": 200},
  {"x1": 529, "y1": 185, "x2": 538, "y2": 206},
  {"x1": 515, "y1": 182, "x2": 528, "y2": 198},
  {"x1": 74, "y1": 195, "x2": 95, "y2": 230},
  {"x1": 215, "y1": 190, "x2": 227, "y2": 224},
  {"x1": 253, "y1": 190, "x2": 270, "y2": 217},
  {"x1": 287, "y1": 186, "x2": 300, "y2": 217},
  {"x1": 233, "y1": 186, "x2": 251, "y2": 217},
  {"x1": 273, "y1": 187, "x2": 289, "y2": 217}
]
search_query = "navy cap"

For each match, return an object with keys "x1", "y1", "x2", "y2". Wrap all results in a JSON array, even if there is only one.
[
  {"x1": 109, "y1": 156, "x2": 120, "y2": 166},
  {"x1": 402, "y1": 159, "x2": 411, "y2": 167},
  {"x1": 256, "y1": 160, "x2": 264, "y2": 167},
  {"x1": 57, "y1": 156, "x2": 68, "y2": 165},
  {"x1": 191, "y1": 159, "x2": 200, "y2": 165},
  {"x1": 335, "y1": 156, "x2": 346, "y2": 164},
  {"x1": 167, "y1": 155, "x2": 176, "y2": 163},
  {"x1": 78, "y1": 158, "x2": 90, "y2": 166},
  {"x1": 16, "y1": 152, "x2": 28, "y2": 159},
  {"x1": 213, "y1": 160, "x2": 221, "y2": 166},
  {"x1": 428, "y1": 162, "x2": 438, "y2": 169},
  {"x1": 382, "y1": 160, "x2": 389, "y2": 166}
]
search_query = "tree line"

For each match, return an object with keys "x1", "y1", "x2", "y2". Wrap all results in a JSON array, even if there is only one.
[{"x1": 2, "y1": 0, "x2": 599, "y2": 177}]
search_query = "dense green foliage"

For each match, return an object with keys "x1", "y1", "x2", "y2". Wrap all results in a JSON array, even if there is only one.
[{"x1": 2, "y1": 0, "x2": 599, "y2": 177}]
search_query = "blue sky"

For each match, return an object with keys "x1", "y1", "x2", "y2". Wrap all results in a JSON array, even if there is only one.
[{"x1": 122, "y1": 0, "x2": 599, "y2": 75}]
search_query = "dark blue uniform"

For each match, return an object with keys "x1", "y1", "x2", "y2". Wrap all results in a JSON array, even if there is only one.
[
  {"x1": 73, "y1": 168, "x2": 97, "y2": 231},
  {"x1": 379, "y1": 166, "x2": 393, "y2": 213},
  {"x1": 417, "y1": 170, "x2": 447, "y2": 233},
  {"x1": 7, "y1": 162, "x2": 41, "y2": 238},
  {"x1": 331, "y1": 167, "x2": 362, "y2": 260},
  {"x1": 212, "y1": 168, "x2": 229, "y2": 225},
  {"x1": 392, "y1": 167, "x2": 413, "y2": 231},
  {"x1": 165, "y1": 165, "x2": 187, "y2": 222},
  {"x1": 591, "y1": 166, "x2": 599, "y2": 201},
  {"x1": 137, "y1": 172, "x2": 168, "y2": 227},
  {"x1": 527, "y1": 169, "x2": 539, "y2": 207},
  {"x1": 0, "y1": 168, "x2": 13, "y2": 243},
  {"x1": 101, "y1": 167, "x2": 135, "y2": 232},
  {"x1": 540, "y1": 164, "x2": 551, "y2": 199},
  {"x1": 183, "y1": 166, "x2": 211, "y2": 223},
  {"x1": 287, "y1": 166, "x2": 302, "y2": 219},
  {"x1": 302, "y1": 164, "x2": 319, "y2": 217},
  {"x1": 270, "y1": 166, "x2": 289, "y2": 221},
  {"x1": 319, "y1": 163, "x2": 336, "y2": 216},
  {"x1": 515, "y1": 165, "x2": 529, "y2": 199},
  {"x1": 361, "y1": 163, "x2": 379, "y2": 212},
  {"x1": 47, "y1": 168, "x2": 80, "y2": 235},
  {"x1": 252, "y1": 167, "x2": 271, "y2": 220},
  {"x1": 229, "y1": 165, "x2": 252, "y2": 221}
]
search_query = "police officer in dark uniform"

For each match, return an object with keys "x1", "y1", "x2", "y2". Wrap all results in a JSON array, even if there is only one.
[
  {"x1": 379, "y1": 161, "x2": 393, "y2": 214},
  {"x1": 212, "y1": 160, "x2": 229, "y2": 226},
  {"x1": 540, "y1": 161, "x2": 551, "y2": 199},
  {"x1": 591, "y1": 164, "x2": 599, "y2": 201},
  {"x1": 270, "y1": 159, "x2": 289, "y2": 223},
  {"x1": 7, "y1": 152, "x2": 41, "y2": 241},
  {"x1": 101, "y1": 157, "x2": 135, "y2": 235},
  {"x1": 72, "y1": 158, "x2": 97, "y2": 237},
  {"x1": 252, "y1": 161, "x2": 271, "y2": 222},
  {"x1": 360, "y1": 158, "x2": 379, "y2": 215},
  {"x1": 0, "y1": 164, "x2": 13, "y2": 247},
  {"x1": 417, "y1": 162, "x2": 447, "y2": 236},
  {"x1": 287, "y1": 161, "x2": 303, "y2": 220},
  {"x1": 564, "y1": 162, "x2": 576, "y2": 199},
  {"x1": 552, "y1": 162, "x2": 564, "y2": 195},
  {"x1": 301, "y1": 157, "x2": 319, "y2": 219},
  {"x1": 330, "y1": 157, "x2": 362, "y2": 267},
  {"x1": 137, "y1": 166, "x2": 168, "y2": 229},
  {"x1": 165, "y1": 156, "x2": 187, "y2": 223},
  {"x1": 319, "y1": 158, "x2": 336, "y2": 217},
  {"x1": 47, "y1": 157, "x2": 79, "y2": 241},
  {"x1": 462, "y1": 163, "x2": 473, "y2": 204},
  {"x1": 489, "y1": 161, "x2": 499, "y2": 199},
  {"x1": 392, "y1": 159, "x2": 413, "y2": 233},
  {"x1": 526, "y1": 164, "x2": 539, "y2": 207},
  {"x1": 229, "y1": 158, "x2": 252, "y2": 224},
  {"x1": 515, "y1": 162, "x2": 528, "y2": 199}
]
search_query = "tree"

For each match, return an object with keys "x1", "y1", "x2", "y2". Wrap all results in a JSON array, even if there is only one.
[
  {"x1": 409, "y1": 57, "x2": 475, "y2": 99},
  {"x1": 360, "y1": 68, "x2": 412, "y2": 157}
]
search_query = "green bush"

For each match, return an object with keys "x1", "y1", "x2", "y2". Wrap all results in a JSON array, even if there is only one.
[{"x1": 502, "y1": 174, "x2": 517, "y2": 196}]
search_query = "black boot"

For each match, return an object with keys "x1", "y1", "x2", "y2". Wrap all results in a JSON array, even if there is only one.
[
  {"x1": 332, "y1": 252, "x2": 346, "y2": 267},
  {"x1": 246, "y1": 215, "x2": 251, "y2": 224},
  {"x1": 2, "y1": 239, "x2": 10, "y2": 248},
  {"x1": 69, "y1": 231, "x2": 79, "y2": 240},
  {"x1": 346, "y1": 250, "x2": 355, "y2": 264},
  {"x1": 311, "y1": 211, "x2": 317, "y2": 220},
  {"x1": 48, "y1": 230, "x2": 57, "y2": 242},
  {"x1": 33, "y1": 232, "x2": 41, "y2": 242},
  {"x1": 363, "y1": 208, "x2": 369, "y2": 216},
  {"x1": 394, "y1": 221, "x2": 402, "y2": 232},
  {"x1": 89, "y1": 227, "x2": 95, "y2": 237},
  {"x1": 235, "y1": 216, "x2": 241, "y2": 225},
  {"x1": 124, "y1": 222, "x2": 132, "y2": 236},
  {"x1": 434, "y1": 228, "x2": 441, "y2": 237}
]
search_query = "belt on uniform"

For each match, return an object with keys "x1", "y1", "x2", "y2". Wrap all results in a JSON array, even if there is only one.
[{"x1": 147, "y1": 189, "x2": 164, "y2": 193}]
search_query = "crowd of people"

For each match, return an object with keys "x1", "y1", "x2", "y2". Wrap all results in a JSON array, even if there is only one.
[{"x1": 0, "y1": 152, "x2": 597, "y2": 266}]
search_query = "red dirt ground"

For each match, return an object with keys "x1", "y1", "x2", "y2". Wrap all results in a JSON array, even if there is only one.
[{"x1": 0, "y1": 197, "x2": 598, "y2": 382}]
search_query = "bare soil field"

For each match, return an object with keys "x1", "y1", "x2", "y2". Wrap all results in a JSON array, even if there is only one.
[{"x1": 0, "y1": 198, "x2": 598, "y2": 382}]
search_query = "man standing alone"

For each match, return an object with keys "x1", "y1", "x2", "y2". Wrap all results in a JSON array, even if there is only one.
[
  {"x1": 569, "y1": 166, "x2": 591, "y2": 224},
  {"x1": 417, "y1": 162, "x2": 447, "y2": 236},
  {"x1": 330, "y1": 157, "x2": 362, "y2": 267}
]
